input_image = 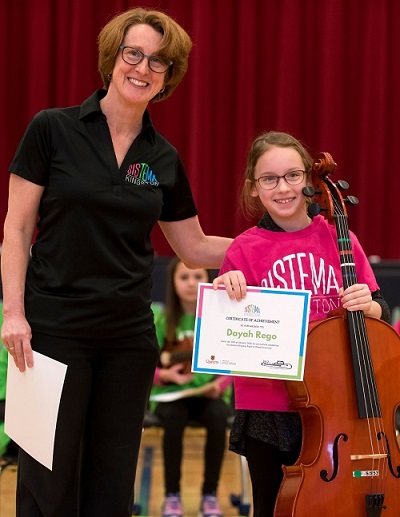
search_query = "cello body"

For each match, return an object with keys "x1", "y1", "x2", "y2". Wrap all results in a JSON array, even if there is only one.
[{"x1": 274, "y1": 315, "x2": 400, "y2": 516}]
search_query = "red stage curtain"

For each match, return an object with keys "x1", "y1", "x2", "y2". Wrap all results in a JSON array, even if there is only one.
[{"x1": 1, "y1": 0, "x2": 399, "y2": 259}]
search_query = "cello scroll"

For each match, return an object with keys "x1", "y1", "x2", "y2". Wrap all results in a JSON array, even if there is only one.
[{"x1": 303, "y1": 151, "x2": 359, "y2": 223}]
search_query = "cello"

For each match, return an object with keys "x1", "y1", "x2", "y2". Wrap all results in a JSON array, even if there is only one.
[
  {"x1": 274, "y1": 153, "x2": 400, "y2": 516},
  {"x1": 160, "y1": 335, "x2": 194, "y2": 374}
]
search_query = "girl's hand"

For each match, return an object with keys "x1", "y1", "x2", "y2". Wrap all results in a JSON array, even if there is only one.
[
  {"x1": 202, "y1": 380, "x2": 222, "y2": 399},
  {"x1": 158, "y1": 363, "x2": 194, "y2": 385},
  {"x1": 340, "y1": 284, "x2": 374, "y2": 315},
  {"x1": 212, "y1": 270, "x2": 247, "y2": 301}
]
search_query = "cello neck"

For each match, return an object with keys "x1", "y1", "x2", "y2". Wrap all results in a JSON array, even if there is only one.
[
  {"x1": 310, "y1": 153, "x2": 381, "y2": 419},
  {"x1": 334, "y1": 210, "x2": 358, "y2": 290}
]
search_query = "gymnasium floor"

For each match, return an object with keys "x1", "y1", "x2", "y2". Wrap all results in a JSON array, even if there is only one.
[{"x1": 0, "y1": 427, "x2": 253, "y2": 517}]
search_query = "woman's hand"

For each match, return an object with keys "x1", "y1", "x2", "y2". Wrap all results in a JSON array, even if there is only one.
[
  {"x1": 1, "y1": 313, "x2": 34, "y2": 372},
  {"x1": 212, "y1": 270, "x2": 247, "y2": 301},
  {"x1": 340, "y1": 284, "x2": 381, "y2": 318}
]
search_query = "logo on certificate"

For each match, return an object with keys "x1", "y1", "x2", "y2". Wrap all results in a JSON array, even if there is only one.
[
  {"x1": 244, "y1": 304, "x2": 261, "y2": 315},
  {"x1": 206, "y1": 355, "x2": 219, "y2": 364},
  {"x1": 261, "y1": 359, "x2": 292, "y2": 369}
]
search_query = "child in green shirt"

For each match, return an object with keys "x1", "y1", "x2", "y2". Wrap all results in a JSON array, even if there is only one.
[{"x1": 150, "y1": 257, "x2": 232, "y2": 517}]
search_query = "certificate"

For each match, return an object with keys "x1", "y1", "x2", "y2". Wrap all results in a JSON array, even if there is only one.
[{"x1": 192, "y1": 284, "x2": 311, "y2": 381}]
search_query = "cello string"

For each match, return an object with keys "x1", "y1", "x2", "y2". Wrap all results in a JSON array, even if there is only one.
[
  {"x1": 333, "y1": 205, "x2": 375, "y2": 410},
  {"x1": 334, "y1": 204, "x2": 385, "y2": 497},
  {"x1": 335, "y1": 206, "x2": 383, "y2": 423},
  {"x1": 334, "y1": 204, "x2": 384, "y2": 422},
  {"x1": 333, "y1": 197, "x2": 387, "y2": 496},
  {"x1": 351, "y1": 308, "x2": 388, "y2": 495}
]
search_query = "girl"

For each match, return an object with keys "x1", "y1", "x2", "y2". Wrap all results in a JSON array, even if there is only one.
[
  {"x1": 212, "y1": 131, "x2": 390, "y2": 517},
  {"x1": 151, "y1": 257, "x2": 232, "y2": 517}
]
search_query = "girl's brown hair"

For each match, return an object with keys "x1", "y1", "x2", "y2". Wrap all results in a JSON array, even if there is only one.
[{"x1": 98, "y1": 7, "x2": 192, "y2": 102}]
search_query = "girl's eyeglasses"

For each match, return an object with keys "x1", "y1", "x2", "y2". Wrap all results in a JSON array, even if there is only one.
[{"x1": 255, "y1": 170, "x2": 305, "y2": 190}]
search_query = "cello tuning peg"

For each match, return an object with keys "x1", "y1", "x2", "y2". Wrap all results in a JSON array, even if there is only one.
[
  {"x1": 307, "y1": 202, "x2": 321, "y2": 217},
  {"x1": 302, "y1": 186, "x2": 318, "y2": 197},
  {"x1": 344, "y1": 195, "x2": 359, "y2": 206},
  {"x1": 336, "y1": 180, "x2": 349, "y2": 191}
]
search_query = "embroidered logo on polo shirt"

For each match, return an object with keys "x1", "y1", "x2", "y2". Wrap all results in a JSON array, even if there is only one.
[{"x1": 125, "y1": 162, "x2": 159, "y2": 186}]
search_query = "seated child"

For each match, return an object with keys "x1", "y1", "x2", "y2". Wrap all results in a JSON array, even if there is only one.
[{"x1": 150, "y1": 257, "x2": 232, "y2": 517}]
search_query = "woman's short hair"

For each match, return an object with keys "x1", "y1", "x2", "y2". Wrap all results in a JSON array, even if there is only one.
[{"x1": 98, "y1": 7, "x2": 192, "y2": 102}]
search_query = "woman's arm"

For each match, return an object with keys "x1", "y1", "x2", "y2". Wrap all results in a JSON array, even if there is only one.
[
  {"x1": 1, "y1": 174, "x2": 44, "y2": 371},
  {"x1": 158, "y1": 216, "x2": 232, "y2": 269}
]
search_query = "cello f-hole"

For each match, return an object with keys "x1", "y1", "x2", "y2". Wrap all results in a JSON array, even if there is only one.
[
  {"x1": 320, "y1": 433, "x2": 348, "y2": 482},
  {"x1": 377, "y1": 432, "x2": 400, "y2": 478}
]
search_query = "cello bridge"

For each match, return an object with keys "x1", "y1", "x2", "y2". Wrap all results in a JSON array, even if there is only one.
[{"x1": 351, "y1": 453, "x2": 387, "y2": 460}]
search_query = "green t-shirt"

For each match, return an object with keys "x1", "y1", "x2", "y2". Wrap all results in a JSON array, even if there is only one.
[{"x1": 150, "y1": 308, "x2": 231, "y2": 412}]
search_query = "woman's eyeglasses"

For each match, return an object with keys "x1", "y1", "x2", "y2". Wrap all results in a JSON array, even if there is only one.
[{"x1": 120, "y1": 46, "x2": 173, "y2": 73}]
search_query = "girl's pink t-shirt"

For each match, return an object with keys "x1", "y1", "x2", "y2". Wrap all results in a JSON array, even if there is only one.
[{"x1": 219, "y1": 216, "x2": 379, "y2": 412}]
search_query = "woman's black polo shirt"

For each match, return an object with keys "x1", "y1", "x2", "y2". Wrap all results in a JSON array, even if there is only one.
[{"x1": 8, "y1": 90, "x2": 198, "y2": 339}]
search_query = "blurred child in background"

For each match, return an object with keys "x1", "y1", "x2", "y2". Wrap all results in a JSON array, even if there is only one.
[{"x1": 151, "y1": 257, "x2": 232, "y2": 517}]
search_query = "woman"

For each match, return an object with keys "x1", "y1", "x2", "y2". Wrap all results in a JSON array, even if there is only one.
[
  {"x1": 212, "y1": 131, "x2": 390, "y2": 516},
  {"x1": 1, "y1": 8, "x2": 231, "y2": 516}
]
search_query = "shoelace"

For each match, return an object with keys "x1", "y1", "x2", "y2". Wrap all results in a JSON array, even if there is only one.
[
  {"x1": 164, "y1": 496, "x2": 181, "y2": 514},
  {"x1": 205, "y1": 497, "x2": 217, "y2": 509},
  {"x1": 202, "y1": 496, "x2": 222, "y2": 515}
]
